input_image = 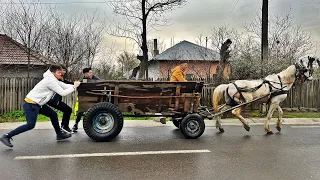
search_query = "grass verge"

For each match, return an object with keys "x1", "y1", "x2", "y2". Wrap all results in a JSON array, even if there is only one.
[
  {"x1": 246, "y1": 110, "x2": 320, "y2": 118},
  {"x1": 0, "y1": 110, "x2": 154, "y2": 123},
  {"x1": 1, "y1": 110, "x2": 319, "y2": 123}
]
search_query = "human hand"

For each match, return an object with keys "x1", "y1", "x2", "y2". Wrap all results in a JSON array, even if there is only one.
[{"x1": 73, "y1": 81, "x2": 81, "y2": 88}]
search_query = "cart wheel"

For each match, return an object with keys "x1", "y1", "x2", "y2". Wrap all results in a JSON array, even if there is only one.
[
  {"x1": 172, "y1": 120, "x2": 180, "y2": 128},
  {"x1": 83, "y1": 102, "x2": 123, "y2": 142},
  {"x1": 180, "y1": 114, "x2": 205, "y2": 139}
]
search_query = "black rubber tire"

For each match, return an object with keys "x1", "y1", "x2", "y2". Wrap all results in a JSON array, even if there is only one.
[
  {"x1": 83, "y1": 102, "x2": 123, "y2": 142},
  {"x1": 172, "y1": 120, "x2": 180, "y2": 128},
  {"x1": 180, "y1": 114, "x2": 205, "y2": 139}
]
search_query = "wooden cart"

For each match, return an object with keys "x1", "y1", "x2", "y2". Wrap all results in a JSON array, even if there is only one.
[{"x1": 77, "y1": 80, "x2": 205, "y2": 141}]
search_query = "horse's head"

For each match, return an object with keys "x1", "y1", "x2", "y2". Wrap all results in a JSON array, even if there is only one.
[{"x1": 295, "y1": 57, "x2": 314, "y2": 82}]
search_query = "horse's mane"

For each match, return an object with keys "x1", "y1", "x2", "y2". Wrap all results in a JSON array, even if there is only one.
[
  {"x1": 278, "y1": 65, "x2": 296, "y2": 82},
  {"x1": 264, "y1": 65, "x2": 296, "y2": 83}
]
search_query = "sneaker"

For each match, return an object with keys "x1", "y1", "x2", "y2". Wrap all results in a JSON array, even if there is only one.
[
  {"x1": 61, "y1": 126, "x2": 72, "y2": 133},
  {"x1": 0, "y1": 134, "x2": 13, "y2": 148},
  {"x1": 72, "y1": 124, "x2": 78, "y2": 133},
  {"x1": 56, "y1": 131, "x2": 72, "y2": 140}
]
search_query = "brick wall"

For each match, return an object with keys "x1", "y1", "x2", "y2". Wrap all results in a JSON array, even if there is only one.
[{"x1": 158, "y1": 60, "x2": 230, "y2": 79}]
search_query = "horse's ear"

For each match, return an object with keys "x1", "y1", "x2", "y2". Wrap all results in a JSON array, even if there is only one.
[
  {"x1": 308, "y1": 56, "x2": 315, "y2": 69},
  {"x1": 300, "y1": 59, "x2": 304, "y2": 66},
  {"x1": 316, "y1": 59, "x2": 320, "y2": 67}
]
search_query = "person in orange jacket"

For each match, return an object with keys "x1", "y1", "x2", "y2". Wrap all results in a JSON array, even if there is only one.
[
  {"x1": 170, "y1": 62, "x2": 188, "y2": 82},
  {"x1": 161, "y1": 62, "x2": 188, "y2": 125}
]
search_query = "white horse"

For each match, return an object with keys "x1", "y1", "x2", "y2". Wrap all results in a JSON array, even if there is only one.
[{"x1": 212, "y1": 59, "x2": 314, "y2": 134}]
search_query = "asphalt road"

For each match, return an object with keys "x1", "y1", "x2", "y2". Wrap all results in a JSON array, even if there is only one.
[{"x1": 1, "y1": 125, "x2": 320, "y2": 180}]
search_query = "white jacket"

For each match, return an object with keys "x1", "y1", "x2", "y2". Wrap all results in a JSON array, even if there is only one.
[{"x1": 26, "y1": 70, "x2": 75, "y2": 105}]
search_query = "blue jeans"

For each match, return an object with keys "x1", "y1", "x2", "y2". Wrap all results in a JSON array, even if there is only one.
[{"x1": 7, "y1": 102, "x2": 62, "y2": 138}]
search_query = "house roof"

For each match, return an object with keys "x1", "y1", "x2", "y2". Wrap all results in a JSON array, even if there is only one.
[
  {"x1": 151, "y1": 40, "x2": 219, "y2": 61},
  {"x1": 0, "y1": 34, "x2": 50, "y2": 65}
]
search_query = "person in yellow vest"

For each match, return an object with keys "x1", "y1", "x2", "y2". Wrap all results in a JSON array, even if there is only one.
[
  {"x1": 72, "y1": 67, "x2": 100, "y2": 132},
  {"x1": 170, "y1": 62, "x2": 188, "y2": 82}
]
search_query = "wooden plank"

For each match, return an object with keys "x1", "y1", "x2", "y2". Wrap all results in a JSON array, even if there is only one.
[
  {"x1": 4, "y1": 78, "x2": 7, "y2": 114},
  {"x1": 85, "y1": 92, "x2": 197, "y2": 99},
  {"x1": 9, "y1": 77, "x2": 13, "y2": 112},
  {"x1": 19, "y1": 78, "x2": 22, "y2": 111},
  {"x1": 0, "y1": 78, "x2": 3, "y2": 114},
  {"x1": 79, "y1": 81, "x2": 203, "y2": 94},
  {"x1": 114, "y1": 85, "x2": 119, "y2": 105},
  {"x1": 158, "y1": 92, "x2": 163, "y2": 112},
  {"x1": 175, "y1": 85, "x2": 181, "y2": 110},
  {"x1": 212, "y1": 93, "x2": 272, "y2": 116}
]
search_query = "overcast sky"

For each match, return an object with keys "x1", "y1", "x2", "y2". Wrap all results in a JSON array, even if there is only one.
[{"x1": 4, "y1": 0, "x2": 320, "y2": 57}]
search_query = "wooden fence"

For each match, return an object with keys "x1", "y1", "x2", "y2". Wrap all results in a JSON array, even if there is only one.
[
  {"x1": 1, "y1": 77, "x2": 320, "y2": 114},
  {"x1": 0, "y1": 77, "x2": 76, "y2": 114}
]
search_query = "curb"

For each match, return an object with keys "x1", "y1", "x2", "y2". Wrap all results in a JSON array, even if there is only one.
[{"x1": 1, "y1": 118, "x2": 320, "y2": 130}]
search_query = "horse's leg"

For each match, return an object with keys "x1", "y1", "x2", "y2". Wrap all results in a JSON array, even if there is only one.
[
  {"x1": 232, "y1": 107, "x2": 250, "y2": 131},
  {"x1": 215, "y1": 105, "x2": 231, "y2": 133},
  {"x1": 276, "y1": 105, "x2": 283, "y2": 132},
  {"x1": 264, "y1": 102, "x2": 278, "y2": 134},
  {"x1": 216, "y1": 116, "x2": 224, "y2": 133}
]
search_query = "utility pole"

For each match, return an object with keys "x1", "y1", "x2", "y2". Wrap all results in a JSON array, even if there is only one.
[{"x1": 261, "y1": 0, "x2": 268, "y2": 76}]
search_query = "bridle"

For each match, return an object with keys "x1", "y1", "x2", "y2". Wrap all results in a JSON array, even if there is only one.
[{"x1": 294, "y1": 63, "x2": 312, "y2": 83}]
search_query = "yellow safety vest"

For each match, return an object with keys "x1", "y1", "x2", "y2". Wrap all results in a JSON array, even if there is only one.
[{"x1": 74, "y1": 97, "x2": 79, "y2": 115}]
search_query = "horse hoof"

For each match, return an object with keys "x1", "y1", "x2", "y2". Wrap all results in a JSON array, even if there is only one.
[
  {"x1": 276, "y1": 126, "x2": 281, "y2": 132},
  {"x1": 219, "y1": 128, "x2": 225, "y2": 133},
  {"x1": 266, "y1": 131, "x2": 274, "y2": 135},
  {"x1": 244, "y1": 125, "x2": 250, "y2": 132}
]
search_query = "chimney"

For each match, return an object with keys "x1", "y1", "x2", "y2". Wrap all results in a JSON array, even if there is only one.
[{"x1": 153, "y1": 39, "x2": 159, "y2": 56}]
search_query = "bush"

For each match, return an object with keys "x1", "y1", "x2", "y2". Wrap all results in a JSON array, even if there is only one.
[{"x1": 0, "y1": 110, "x2": 24, "y2": 118}]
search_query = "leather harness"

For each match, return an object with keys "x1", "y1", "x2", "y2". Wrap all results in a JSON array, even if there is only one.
[
  {"x1": 225, "y1": 64, "x2": 310, "y2": 106},
  {"x1": 226, "y1": 75, "x2": 288, "y2": 106}
]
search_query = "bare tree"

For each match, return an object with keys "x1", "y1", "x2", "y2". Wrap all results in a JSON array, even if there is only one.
[
  {"x1": 93, "y1": 42, "x2": 121, "y2": 80},
  {"x1": 117, "y1": 51, "x2": 140, "y2": 76},
  {"x1": 84, "y1": 13, "x2": 105, "y2": 67},
  {"x1": 147, "y1": 38, "x2": 166, "y2": 58},
  {"x1": 193, "y1": 35, "x2": 211, "y2": 78},
  {"x1": 243, "y1": 12, "x2": 315, "y2": 77},
  {"x1": 0, "y1": 1, "x2": 51, "y2": 78},
  {"x1": 108, "y1": 0, "x2": 187, "y2": 79},
  {"x1": 209, "y1": 26, "x2": 242, "y2": 83},
  {"x1": 43, "y1": 11, "x2": 105, "y2": 79},
  {"x1": 94, "y1": 60, "x2": 119, "y2": 80},
  {"x1": 230, "y1": 36, "x2": 261, "y2": 79},
  {"x1": 193, "y1": 35, "x2": 220, "y2": 80},
  {"x1": 0, "y1": 2, "x2": 105, "y2": 80},
  {"x1": 210, "y1": 26, "x2": 242, "y2": 56}
]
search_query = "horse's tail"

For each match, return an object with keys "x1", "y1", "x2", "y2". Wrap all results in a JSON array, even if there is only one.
[{"x1": 212, "y1": 84, "x2": 228, "y2": 113}]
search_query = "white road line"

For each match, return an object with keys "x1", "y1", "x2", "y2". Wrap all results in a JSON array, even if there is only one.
[
  {"x1": 14, "y1": 149, "x2": 211, "y2": 160},
  {"x1": 291, "y1": 126, "x2": 320, "y2": 128}
]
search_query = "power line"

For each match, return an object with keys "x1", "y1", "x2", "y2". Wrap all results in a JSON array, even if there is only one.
[
  {"x1": 222, "y1": 0, "x2": 240, "y2": 25},
  {"x1": 0, "y1": 1, "x2": 123, "y2": 5}
]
